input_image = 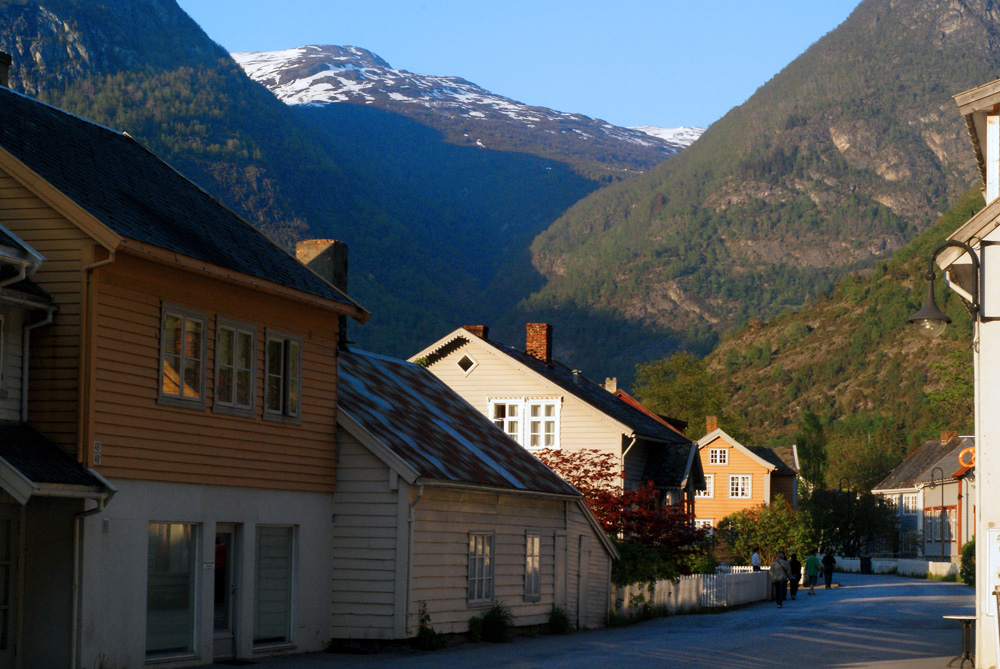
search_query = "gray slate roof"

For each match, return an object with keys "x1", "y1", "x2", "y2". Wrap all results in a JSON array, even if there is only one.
[
  {"x1": 873, "y1": 436, "x2": 971, "y2": 491},
  {"x1": 338, "y1": 350, "x2": 580, "y2": 497},
  {"x1": 750, "y1": 444, "x2": 797, "y2": 474},
  {"x1": 0, "y1": 87, "x2": 364, "y2": 314},
  {"x1": 0, "y1": 421, "x2": 104, "y2": 488}
]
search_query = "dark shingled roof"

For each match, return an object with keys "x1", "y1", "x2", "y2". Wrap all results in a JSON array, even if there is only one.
[
  {"x1": 749, "y1": 445, "x2": 797, "y2": 474},
  {"x1": 873, "y1": 436, "x2": 970, "y2": 491},
  {"x1": 0, "y1": 421, "x2": 104, "y2": 488},
  {"x1": 913, "y1": 439, "x2": 974, "y2": 485},
  {"x1": 0, "y1": 87, "x2": 363, "y2": 314},
  {"x1": 338, "y1": 350, "x2": 580, "y2": 497}
]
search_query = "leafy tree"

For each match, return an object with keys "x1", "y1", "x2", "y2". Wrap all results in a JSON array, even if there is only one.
[
  {"x1": 536, "y1": 449, "x2": 709, "y2": 584},
  {"x1": 795, "y1": 411, "x2": 828, "y2": 488},
  {"x1": 717, "y1": 496, "x2": 816, "y2": 566},
  {"x1": 805, "y1": 488, "x2": 897, "y2": 557},
  {"x1": 633, "y1": 352, "x2": 729, "y2": 439}
]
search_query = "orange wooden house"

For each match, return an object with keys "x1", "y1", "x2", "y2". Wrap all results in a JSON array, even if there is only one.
[
  {"x1": 694, "y1": 417, "x2": 799, "y2": 533},
  {"x1": 0, "y1": 75, "x2": 369, "y2": 666}
]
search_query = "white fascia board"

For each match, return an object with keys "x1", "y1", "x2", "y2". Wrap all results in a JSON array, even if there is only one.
[
  {"x1": 697, "y1": 428, "x2": 776, "y2": 471},
  {"x1": 0, "y1": 455, "x2": 37, "y2": 505}
]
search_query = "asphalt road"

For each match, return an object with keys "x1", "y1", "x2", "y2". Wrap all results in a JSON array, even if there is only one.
[{"x1": 218, "y1": 573, "x2": 974, "y2": 668}]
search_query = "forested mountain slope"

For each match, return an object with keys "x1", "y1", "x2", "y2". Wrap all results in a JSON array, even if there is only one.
[{"x1": 519, "y1": 0, "x2": 998, "y2": 377}]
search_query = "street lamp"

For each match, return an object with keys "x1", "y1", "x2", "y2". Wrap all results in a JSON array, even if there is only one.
[
  {"x1": 908, "y1": 240, "x2": 980, "y2": 337},
  {"x1": 929, "y1": 466, "x2": 945, "y2": 560}
]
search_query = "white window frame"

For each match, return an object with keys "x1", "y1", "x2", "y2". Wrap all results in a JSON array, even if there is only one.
[
  {"x1": 456, "y1": 353, "x2": 479, "y2": 375},
  {"x1": 709, "y1": 448, "x2": 728, "y2": 465},
  {"x1": 729, "y1": 474, "x2": 752, "y2": 499},
  {"x1": 696, "y1": 474, "x2": 714, "y2": 498},
  {"x1": 487, "y1": 398, "x2": 561, "y2": 449},
  {"x1": 694, "y1": 519, "x2": 714, "y2": 535},
  {"x1": 159, "y1": 303, "x2": 207, "y2": 408},
  {"x1": 524, "y1": 533, "x2": 541, "y2": 601},
  {"x1": 214, "y1": 317, "x2": 257, "y2": 416},
  {"x1": 901, "y1": 493, "x2": 918, "y2": 515},
  {"x1": 264, "y1": 329, "x2": 302, "y2": 421},
  {"x1": 526, "y1": 400, "x2": 559, "y2": 449},
  {"x1": 468, "y1": 532, "x2": 494, "y2": 605}
]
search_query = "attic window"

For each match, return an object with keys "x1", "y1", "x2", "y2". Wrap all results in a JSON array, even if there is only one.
[{"x1": 457, "y1": 354, "x2": 478, "y2": 374}]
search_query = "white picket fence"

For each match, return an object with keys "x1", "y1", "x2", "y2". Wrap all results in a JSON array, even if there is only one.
[{"x1": 613, "y1": 570, "x2": 771, "y2": 615}]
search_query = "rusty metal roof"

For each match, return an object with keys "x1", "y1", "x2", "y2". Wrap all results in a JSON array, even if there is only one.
[{"x1": 338, "y1": 350, "x2": 580, "y2": 496}]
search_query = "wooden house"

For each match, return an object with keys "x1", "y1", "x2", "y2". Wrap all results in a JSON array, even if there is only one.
[
  {"x1": 872, "y1": 431, "x2": 975, "y2": 560},
  {"x1": 409, "y1": 325, "x2": 704, "y2": 510},
  {"x1": 0, "y1": 79, "x2": 368, "y2": 666},
  {"x1": 332, "y1": 350, "x2": 617, "y2": 638},
  {"x1": 694, "y1": 419, "x2": 799, "y2": 532}
]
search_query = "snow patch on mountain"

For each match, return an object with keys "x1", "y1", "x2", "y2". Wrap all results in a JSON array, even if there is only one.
[{"x1": 631, "y1": 126, "x2": 704, "y2": 148}]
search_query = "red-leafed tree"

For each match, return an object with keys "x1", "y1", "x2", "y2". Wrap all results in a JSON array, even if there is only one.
[{"x1": 535, "y1": 449, "x2": 711, "y2": 584}]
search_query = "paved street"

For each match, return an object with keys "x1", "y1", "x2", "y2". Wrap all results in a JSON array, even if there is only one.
[{"x1": 219, "y1": 573, "x2": 974, "y2": 668}]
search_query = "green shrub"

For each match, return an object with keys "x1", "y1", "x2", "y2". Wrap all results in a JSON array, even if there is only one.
[
  {"x1": 546, "y1": 606, "x2": 570, "y2": 635},
  {"x1": 466, "y1": 615, "x2": 483, "y2": 642},
  {"x1": 961, "y1": 537, "x2": 975, "y2": 586},
  {"x1": 480, "y1": 601, "x2": 515, "y2": 642},
  {"x1": 411, "y1": 602, "x2": 446, "y2": 651}
]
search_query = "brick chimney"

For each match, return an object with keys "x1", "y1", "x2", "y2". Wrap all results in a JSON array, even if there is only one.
[
  {"x1": 296, "y1": 239, "x2": 349, "y2": 349},
  {"x1": 525, "y1": 323, "x2": 552, "y2": 364},
  {"x1": 706, "y1": 415, "x2": 719, "y2": 433},
  {"x1": 463, "y1": 325, "x2": 489, "y2": 339},
  {"x1": 0, "y1": 52, "x2": 10, "y2": 88},
  {"x1": 940, "y1": 430, "x2": 959, "y2": 444}
]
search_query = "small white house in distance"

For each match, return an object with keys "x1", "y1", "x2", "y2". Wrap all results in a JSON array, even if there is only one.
[
  {"x1": 331, "y1": 349, "x2": 617, "y2": 640},
  {"x1": 409, "y1": 324, "x2": 703, "y2": 509}
]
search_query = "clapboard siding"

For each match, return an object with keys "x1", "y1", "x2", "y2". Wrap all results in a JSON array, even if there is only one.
[
  {"x1": 0, "y1": 307, "x2": 25, "y2": 421},
  {"x1": 696, "y1": 437, "x2": 773, "y2": 524},
  {"x1": 426, "y1": 339, "x2": 627, "y2": 469},
  {"x1": 330, "y1": 430, "x2": 401, "y2": 639},
  {"x1": 89, "y1": 251, "x2": 340, "y2": 490}
]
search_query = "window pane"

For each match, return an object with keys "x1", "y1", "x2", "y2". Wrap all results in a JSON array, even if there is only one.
[
  {"x1": 185, "y1": 320, "x2": 202, "y2": 362},
  {"x1": 218, "y1": 328, "x2": 234, "y2": 366},
  {"x1": 266, "y1": 377, "x2": 282, "y2": 412},
  {"x1": 162, "y1": 354, "x2": 181, "y2": 395},
  {"x1": 236, "y1": 369, "x2": 252, "y2": 407},
  {"x1": 255, "y1": 526, "x2": 293, "y2": 645},
  {"x1": 544, "y1": 404, "x2": 555, "y2": 417},
  {"x1": 164, "y1": 316, "x2": 181, "y2": 355},
  {"x1": 268, "y1": 341, "x2": 283, "y2": 376},
  {"x1": 530, "y1": 405, "x2": 540, "y2": 418},
  {"x1": 218, "y1": 368, "x2": 233, "y2": 404},
  {"x1": 508, "y1": 405, "x2": 518, "y2": 417},
  {"x1": 183, "y1": 364, "x2": 201, "y2": 398},
  {"x1": 237, "y1": 332, "x2": 253, "y2": 370},
  {"x1": 493, "y1": 404, "x2": 506, "y2": 420},
  {"x1": 146, "y1": 523, "x2": 195, "y2": 658}
]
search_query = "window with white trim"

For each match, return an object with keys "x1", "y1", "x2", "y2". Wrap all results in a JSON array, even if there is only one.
[
  {"x1": 729, "y1": 474, "x2": 751, "y2": 499},
  {"x1": 456, "y1": 354, "x2": 478, "y2": 375},
  {"x1": 524, "y1": 533, "x2": 541, "y2": 601},
  {"x1": 709, "y1": 448, "x2": 728, "y2": 465},
  {"x1": 488, "y1": 398, "x2": 560, "y2": 448},
  {"x1": 160, "y1": 304, "x2": 206, "y2": 406},
  {"x1": 215, "y1": 318, "x2": 256, "y2": 414},
  {"x1": 901, "y1": 494, "x2": 918, "y2": 515},
  {"x1": 696, "y1": 474, "x2": 714, "y2": 498},
  {"x1": 694, "y1": 519, "x2": 714, "y2": 535},
  {"x1": 468, "y1": 533, "x2": 494, "y2": 604},
  {"x1": 265, "y1": 331, "x2": 302, "y2": 419}
]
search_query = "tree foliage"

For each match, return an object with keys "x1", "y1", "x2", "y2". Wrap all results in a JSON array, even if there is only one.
[
  {"x1": 717, "y1": 496, "x2": 816, "y2": 566},
  {"x1": 633, "y1": 352, "x2": 729, "y2": 440},
  {"x1": 795, "y1": 411, "x2": 827, "y2": 488},
  {"x1": 805, "y1": 488, "x2": 897, "y2": 557}
]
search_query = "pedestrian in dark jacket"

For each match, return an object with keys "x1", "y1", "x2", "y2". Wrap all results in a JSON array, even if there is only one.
[
  {"x1": 770, "y1": 552, "x2": 792, "y2": 608},
  {"x1": 788, "y1": 554, "x2": 802, "y2": 600},
  {"x1": 822, "y1": 552, "x2": 836, "y2": 589}
]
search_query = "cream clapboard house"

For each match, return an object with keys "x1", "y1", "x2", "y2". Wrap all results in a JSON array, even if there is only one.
[
  {"x1": 332, "y1": 349, "x2": 617, "y2": 637},
  {"x1": 0, "y1": 74, "x2": 371, "y2": 666},
  {"x1": 409, "y1": 325, "x2": 703, "y2": 510}
]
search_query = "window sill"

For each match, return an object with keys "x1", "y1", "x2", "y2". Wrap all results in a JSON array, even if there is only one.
[
  {"x1": 213, "y1": 404, "x2": 256, "y2": 418},
  {"x1": 467, "y1": 600, "x2": 494, "y2": 609},
  {"x1": 157, "y1": 395, "x2": 206, "y2": 411},
  {"x1": 263, "y1": 412, "x2": 302, "y2": 426}
]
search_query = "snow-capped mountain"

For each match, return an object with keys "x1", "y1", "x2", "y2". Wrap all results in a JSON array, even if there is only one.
[
  {"x1": 631, "y1": 125, "x2": 704, "y2": 147},
  {"x1": 233, "y1": 45, "x2": 693, "y2": 176}
]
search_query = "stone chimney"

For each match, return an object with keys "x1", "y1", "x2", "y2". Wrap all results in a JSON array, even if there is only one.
[
  {"x1": 463, "y1": 325, "x2": 489, "y2": 339},
  {"x1": 706, "y1": 415, "x2": 719, "y2": 433},
  {"x1": 940, "y1": 430, "x2": 959, "y2": 444},
  {"x1": 525, "y1": 323, "x2": 552, "y2": 364},
  {"x1": 296, "y1": 239, "x2": 349, "y2": 349},
  {"x1": 0, "y1": 52, "x2": 11, "y2": 88},
  {"x1": 604, "y1": 377, "x2": 617, "y2": 393}
]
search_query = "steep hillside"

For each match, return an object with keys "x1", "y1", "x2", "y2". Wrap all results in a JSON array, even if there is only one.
[
  {"x1": 695, "y1": 190, "x2": 981, "y2": 489},
  {"x1": 518, "y1": 0, "x2": 998, "y2": 377},
  {"x1": 0, "y1": 0, "x2": 622, "y2": 357}
]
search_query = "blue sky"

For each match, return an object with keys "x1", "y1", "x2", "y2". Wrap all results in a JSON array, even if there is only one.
[{"x1": 176, "y1": 0, "x2": 861, "y2": 129}]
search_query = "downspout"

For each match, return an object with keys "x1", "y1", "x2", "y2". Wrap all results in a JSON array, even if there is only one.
[
  {"x1": 404, "y1": 484, "x2": 423, "y2": 635},
  {"x1": 78, "y1": 252, "x2": 115, "y2": 463},
  {"x1": 71, "y1": 496, "x2": 109, "y2": 669},
  {"x1": 21, "y1": 306, "x2": 55, "y2": 422}
]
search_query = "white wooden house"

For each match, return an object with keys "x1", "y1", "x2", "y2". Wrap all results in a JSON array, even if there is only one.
[{"x1": 332, "y1": 349, "x2": 617, "y2": 639}]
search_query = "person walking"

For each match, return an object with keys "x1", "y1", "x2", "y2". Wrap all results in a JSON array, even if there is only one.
[
  {"x1": 788, "y1": 554, "x2": 802, "y2": 600},
  {"x1": 770, "y1": 551, "x2": 792, "y2": 608},
  {"x1": 822, "y1": 551, "x2": 837, "y2": 589},
  {"x1": 805, "y1": 552, "x2": 821, "y2": 595},
  {"x1": 751, "y1": 546, "x2": 761, "y2": 572}
]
